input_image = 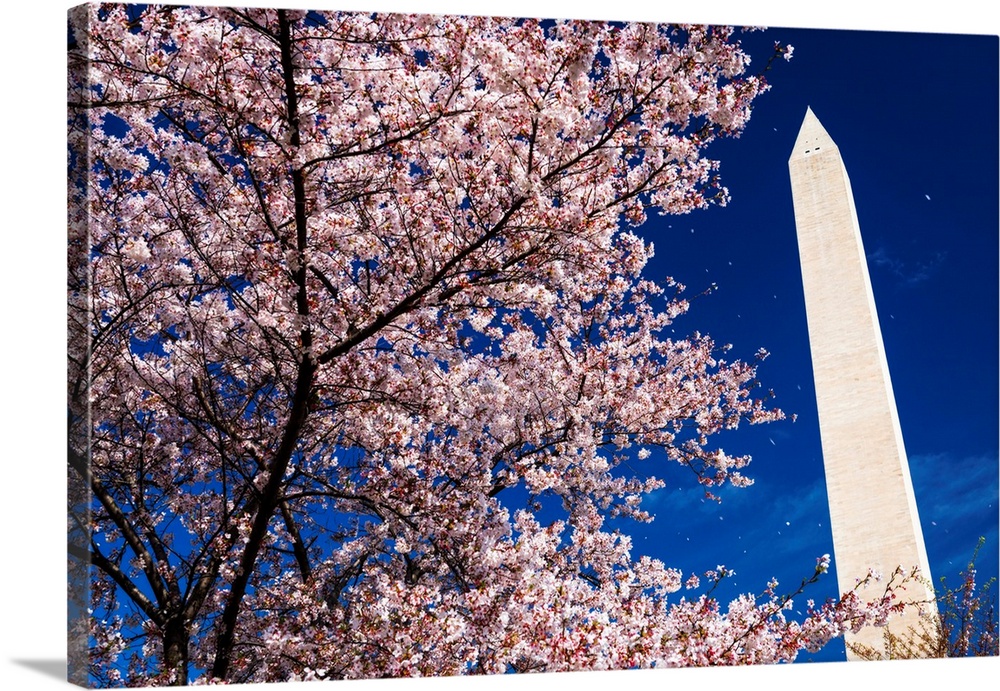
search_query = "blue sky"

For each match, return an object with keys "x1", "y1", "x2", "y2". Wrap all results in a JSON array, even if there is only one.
[
  {"x1": 615, "y1": 24, "x2": 999, "y2": 661},
  {"x1": 1, "y1": 1, "x2": 996, "y2": 690}
]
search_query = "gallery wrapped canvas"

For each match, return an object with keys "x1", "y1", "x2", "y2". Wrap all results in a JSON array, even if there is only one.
[{"x1": 67, "y1": 2, "x2": 998, "y2": 687}]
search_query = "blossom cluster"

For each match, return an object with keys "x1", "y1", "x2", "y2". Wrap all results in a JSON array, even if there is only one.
[{"x1": 67, "y1": 5, "x2": 901, "y2": 685}]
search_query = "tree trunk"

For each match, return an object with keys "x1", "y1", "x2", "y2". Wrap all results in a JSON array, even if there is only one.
[{"x1": 162, "y1": 616, "x2": 189, "y2": 686}]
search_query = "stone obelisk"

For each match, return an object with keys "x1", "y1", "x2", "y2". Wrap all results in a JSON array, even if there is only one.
[{"x1": 788, "y1": 107, "x2": 936, "y2": 659}]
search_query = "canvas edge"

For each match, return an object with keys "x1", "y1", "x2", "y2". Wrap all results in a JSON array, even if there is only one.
[{"x1": 68, "y1": 3, "x2": 95, "y2": 688}]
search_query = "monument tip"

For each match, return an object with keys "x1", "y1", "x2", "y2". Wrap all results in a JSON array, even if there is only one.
[{"x1": 790, "y1": 106, "x2": 836, "y2": 161}]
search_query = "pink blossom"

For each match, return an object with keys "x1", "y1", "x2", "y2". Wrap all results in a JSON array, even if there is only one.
[{"x1": 66, "y1": 6, "x2": 892, "y2": 685}]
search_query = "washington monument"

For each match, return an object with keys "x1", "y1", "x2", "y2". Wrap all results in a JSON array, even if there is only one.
[{"x1": 788, "y1": 107, "x2": 936, "y2": 658}]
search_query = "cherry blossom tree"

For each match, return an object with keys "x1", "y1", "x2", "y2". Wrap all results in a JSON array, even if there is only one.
[
  {"x1": 67, "y1": 5, "x2": 914, "y2": 686},
  {"x1": 848, "y1": 538, "x2": 998, "y2": 660}
]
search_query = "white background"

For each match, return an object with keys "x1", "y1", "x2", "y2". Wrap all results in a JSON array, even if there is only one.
[{"x1": 1, "y1": 1, "x2": 996, "y2": 689}]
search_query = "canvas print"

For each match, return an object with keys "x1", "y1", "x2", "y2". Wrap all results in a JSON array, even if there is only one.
[{"x1": 67, "y1": 3, "x2": 999, "y2": 687}]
